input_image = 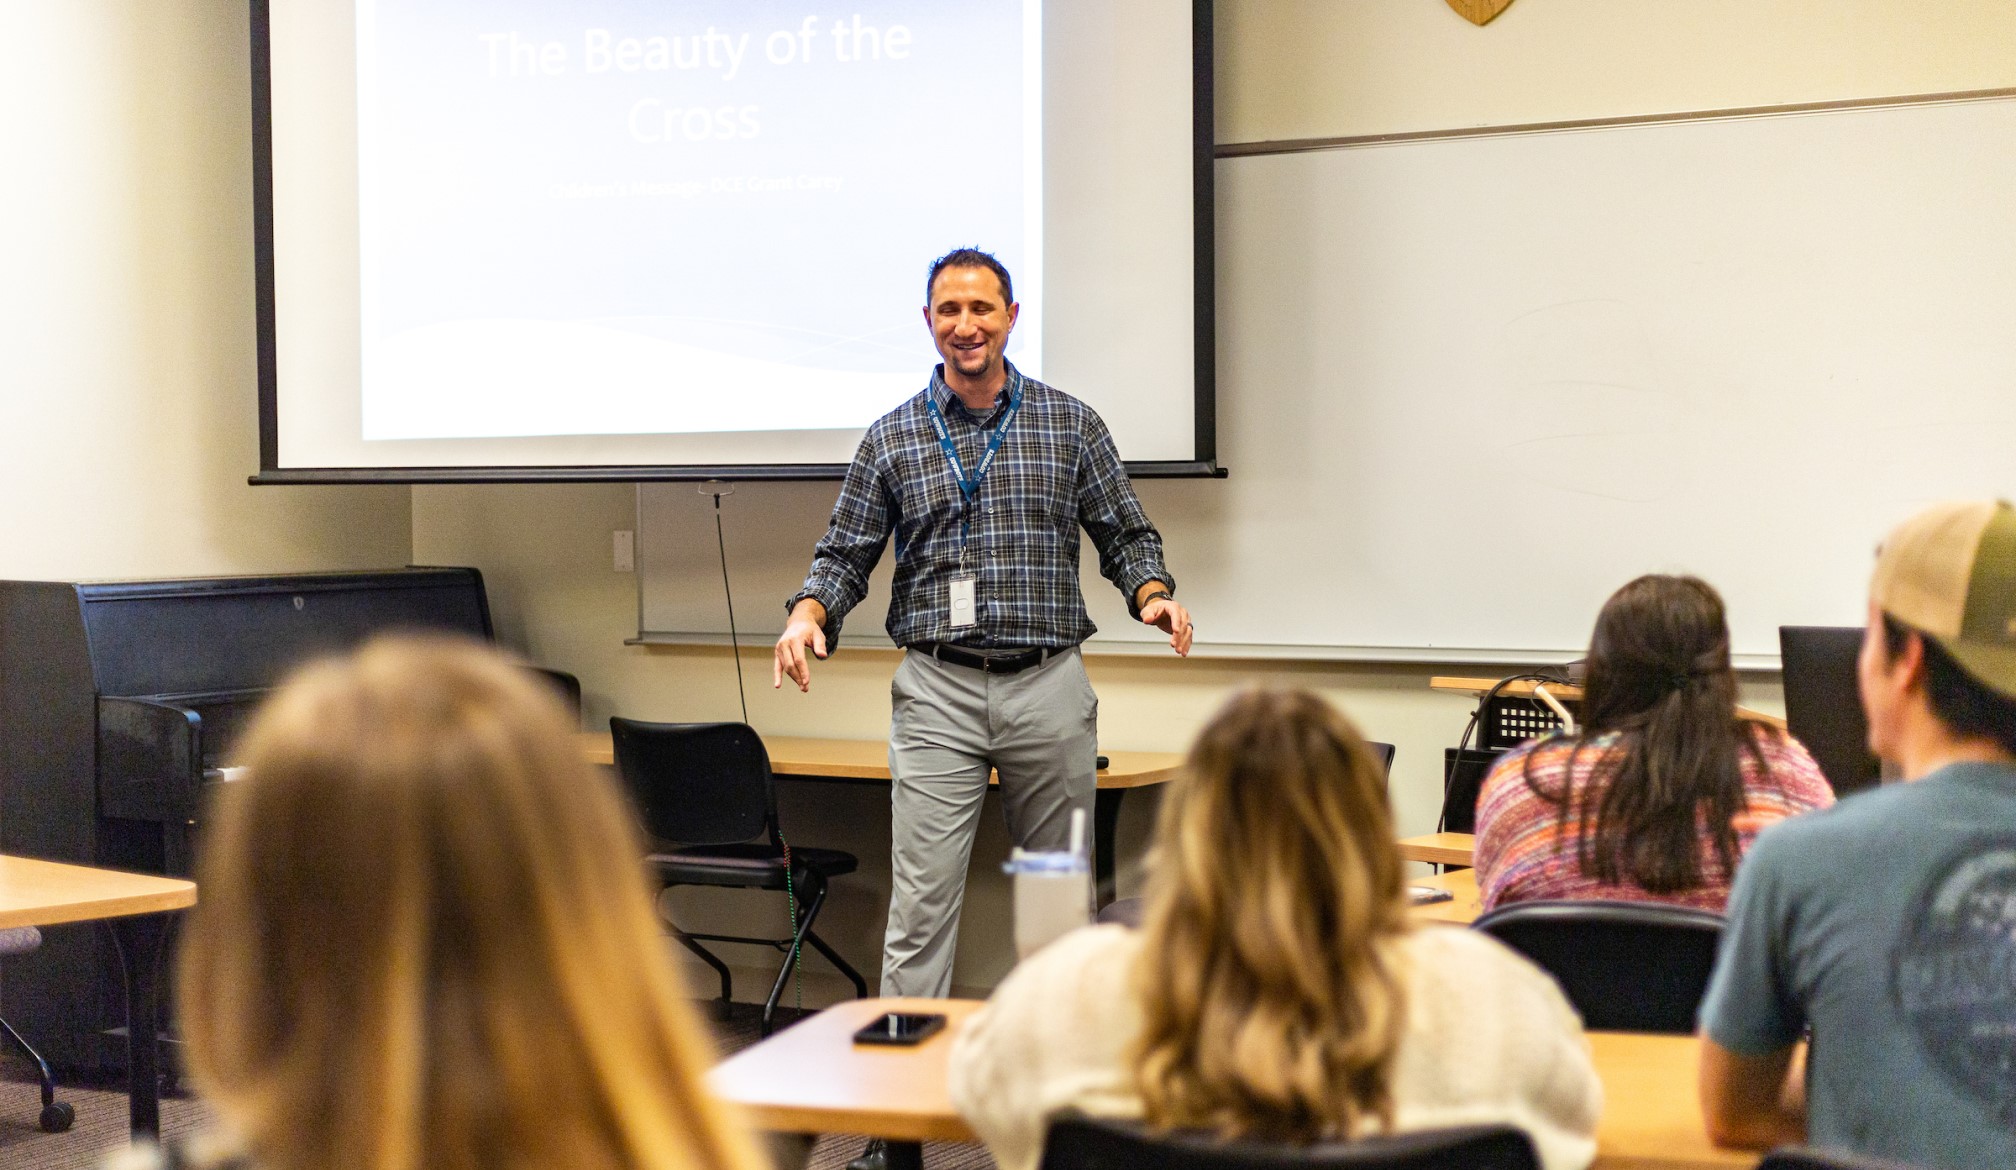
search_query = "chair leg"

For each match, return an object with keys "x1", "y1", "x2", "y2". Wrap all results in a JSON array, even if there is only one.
[
  {"x1": 803, "y1": 928, "x2": 869, "y2": 998},
  {"x1": 0, "y1": 1015, "x2": 55, "y2": 1106},
  {"x1": 761, "y1": 876, "x2": 831, "y2": 1037},
  {"x1": 671, "y1": 928, "x2": 734, "y2": 1020},
  {"x1": 0, "y1": 1014, "x2": 73, "y2": 1132}
]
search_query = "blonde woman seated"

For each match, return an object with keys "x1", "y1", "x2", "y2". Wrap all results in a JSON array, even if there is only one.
[
  {"x1": 1473, "y1": 575, "x2": 1833, "y2": 912},
  {"x1": 948, "y1": 690, "x2": 1602, "y2": 1170},
  {"x1": 112, "y1": 637, "x2": 764, "y2": 1170}
]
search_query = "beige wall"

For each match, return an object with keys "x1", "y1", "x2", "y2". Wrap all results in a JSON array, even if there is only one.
[
  {"x1": 1217, "y1": 0, "x2": 2016, "y2": 145},
  {"x1": 412, "y1": 3, "x2": 2014, "y2": 1001},
  {"x1": 1, "y1": 2, "x2": 409, "y2": 582}
]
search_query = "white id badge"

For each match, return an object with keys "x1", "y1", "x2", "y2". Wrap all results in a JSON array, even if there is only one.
[{"x1": 948, "y1": 577, "x2": 977, "y2": 628}]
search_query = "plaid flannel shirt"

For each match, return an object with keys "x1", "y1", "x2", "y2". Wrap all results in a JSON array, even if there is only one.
[{"x1": 788, "y1": 363, "x2": 1172, "y2": 650}]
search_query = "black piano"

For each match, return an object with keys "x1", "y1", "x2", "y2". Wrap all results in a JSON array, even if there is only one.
[{"x1": 0, "y1": 567, "x2": 544, "y2": 1073}]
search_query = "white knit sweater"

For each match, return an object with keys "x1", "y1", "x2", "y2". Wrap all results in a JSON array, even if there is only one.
[{"x1": 947, "y1": 924, "x2": 1602, "y2": 1170}]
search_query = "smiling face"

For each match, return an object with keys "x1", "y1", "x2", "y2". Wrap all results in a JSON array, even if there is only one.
[{"x1": 924, "y1": 265, "x2": 1018, "y2": 387}]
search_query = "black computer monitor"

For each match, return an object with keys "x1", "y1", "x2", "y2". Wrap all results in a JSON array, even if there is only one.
[
  {"x1": 1440, "y1": 747, "x2": 1502, "y2": 833},
  {"x1": 1779, "y1": 625, "x2": 1881, "y2": 797}
]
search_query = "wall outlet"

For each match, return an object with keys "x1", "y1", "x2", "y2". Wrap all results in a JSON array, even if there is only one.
[{"x1": 612, "y1": 529, "x2": 635, "y2": 572}]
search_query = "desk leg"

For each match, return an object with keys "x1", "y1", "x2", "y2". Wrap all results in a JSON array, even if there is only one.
[
  {"x1": 1093, "y1": 788, "x2": 1124, "y2": 909},
  {"x1": 109, "y1": 912, "x2": 173, "y2": 1139}
]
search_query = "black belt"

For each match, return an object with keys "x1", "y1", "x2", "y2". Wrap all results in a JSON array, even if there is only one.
[{"x1": 918, "y1": 643, "x2": 1053, "y2": 675}]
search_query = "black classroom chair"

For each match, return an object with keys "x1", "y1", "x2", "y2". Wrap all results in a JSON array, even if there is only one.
[
  {"x1": 1778, "y1": 626, "x2": 1881, "y2": 797},
  {"x1": 527, "y1": 666, "x2": 583, "y2": 722},
  {"x1": 0, "y1": 927, "x2": 73, "y2": 1132},
  {"x1": 1040, "y1": 1115, "x2": 1539, "y2": 1170},
  {"x1": 1368, "y1": 740, "x2": 1397, "y2": 782},
  {"x1": 1471, "y1": 900, "x2": 1724, "y2": 1033},
  {"x1": 608, "y1": 718, "x2": 868, "y2": 1035}
]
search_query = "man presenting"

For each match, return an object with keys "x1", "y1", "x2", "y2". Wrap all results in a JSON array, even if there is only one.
[
  {"x1": 1699, "y1": 499, "x2": 2016, "y2": 1168},
  {"x1": 774, "y1": 247, "x2": 1192, "y2": 999}
]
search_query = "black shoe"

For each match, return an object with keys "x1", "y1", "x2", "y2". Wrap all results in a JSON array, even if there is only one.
[{"x1": 846, "y1": 1138, "x2": 888, "y2": 1170}]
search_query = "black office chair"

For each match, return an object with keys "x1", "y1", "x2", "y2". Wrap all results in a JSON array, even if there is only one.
[
  {"x1": 1040, "y1": 1116, "x2": 1539, "y2": 1170},
  {"x1": 1368, "y1": 740, "x2": 1396, "y2": 782},
  {"x1": 1760, "y1": 1148, "x2": 1928, "y2": 1170},
  {"x1": 528, "y1": 666, "x2": 583, "y2": 722},
  {"x1": 0, "y1": 927, "x2": 74, "y2": 1132},
  {"x1": 1094, "y1": 742, "x2": 1399, "y2": 931},
  {"x1": 609, "y1": 718, "x2": 868, "y2": 1035},
  {"x1": 1471, "y1": 900, "x2": 1724, "y2": 1033},
  {"x1": 1778, "y1": 626, "x2": 1881, "y2": 797}
]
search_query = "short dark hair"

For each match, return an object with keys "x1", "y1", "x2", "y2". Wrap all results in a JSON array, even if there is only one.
[
  {"x1": 925, "y1": 248, "x2": 1014, "y2": 307},
  {"x1": 1881, "y1": 613, "x2": 2016, "y2": 755}
]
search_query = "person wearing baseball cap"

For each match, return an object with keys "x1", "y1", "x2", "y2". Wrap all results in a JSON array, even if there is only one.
[{"x1": 1697, "y1": 500, "x2": 2016, "y2": 1169}]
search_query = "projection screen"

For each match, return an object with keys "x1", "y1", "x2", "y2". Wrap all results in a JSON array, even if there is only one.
[{"x1": 251, "y1": 0, "x2": 1216, "y2": 481}]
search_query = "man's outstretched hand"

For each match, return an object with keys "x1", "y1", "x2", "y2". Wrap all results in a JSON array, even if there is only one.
[
  {"x1": 773, "y1": 599, "x2": 830, "y2": 692},
  {"x1": 1139, "y1": 594, "x2": 1194, "y2": 657}
]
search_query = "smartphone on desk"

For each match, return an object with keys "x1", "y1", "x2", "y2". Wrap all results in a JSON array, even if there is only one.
[{"x1": 852, "y1": 1012, "x2": 947, "y2": 1046}]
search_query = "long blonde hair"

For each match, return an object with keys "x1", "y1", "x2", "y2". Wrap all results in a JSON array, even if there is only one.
[
  {"x1": 1133, "y1": 689, "x2": 1411, "y2": 1144},
  {"x1": 178, "y1": 636, "x2": 764, "y2": 1170}
]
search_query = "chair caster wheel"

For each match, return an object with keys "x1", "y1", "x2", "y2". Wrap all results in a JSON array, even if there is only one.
[{"x1": 39, "y1": 1100, "x2": 75, "y2": 1133}]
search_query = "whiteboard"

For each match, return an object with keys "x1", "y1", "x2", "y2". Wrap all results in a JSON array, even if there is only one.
[{"x1": 641, "y1": 96, "x2": 2016, "y2": 665}]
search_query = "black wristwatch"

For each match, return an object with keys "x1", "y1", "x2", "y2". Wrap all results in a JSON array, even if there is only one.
[{"x1": 1139, "y1": 589, "x2": 1174, "y2": 611}]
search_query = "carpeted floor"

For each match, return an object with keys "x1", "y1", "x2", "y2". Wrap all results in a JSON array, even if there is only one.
[{"x1": 0, "y1": 1003, "x2": 996, "y2": 1170}]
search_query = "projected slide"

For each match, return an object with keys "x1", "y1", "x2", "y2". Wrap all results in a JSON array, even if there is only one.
[{"x1": 354, "y1": 0, "x2": 1041, "y2": 441}]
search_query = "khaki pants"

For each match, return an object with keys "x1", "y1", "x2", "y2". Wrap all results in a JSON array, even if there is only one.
[{"x1": 880, "y1": 646, "x2": 1098, "y2": 997}]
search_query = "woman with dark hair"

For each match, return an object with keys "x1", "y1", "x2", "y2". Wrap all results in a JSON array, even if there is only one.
[{"x1": 1474, "y1": 574, "x2": 1834, "y2": 911}]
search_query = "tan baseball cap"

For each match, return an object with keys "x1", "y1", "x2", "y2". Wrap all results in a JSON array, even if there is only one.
[{"x1": 1871, "y1": 499, "x2": 2016, "y2": 700}]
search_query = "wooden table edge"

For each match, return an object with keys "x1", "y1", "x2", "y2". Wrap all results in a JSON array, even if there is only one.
[
  {"x1": 581, "y1": 733, "x2": 1183, "y2": 789},
  {"x1": 722, "y1": 1103, "x2": 978, "y2": 1144},
  {"x1": 1395, "y1": 833, "x2": 1476, "y2": 866},
  {"x1": 1428, "y1": 677, "x2": 1788, "y2": 731},
  {"x1": 0, "y1": 858, "x2": 197, "y2": 931}
]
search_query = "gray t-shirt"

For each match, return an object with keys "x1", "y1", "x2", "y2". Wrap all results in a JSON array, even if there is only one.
[{"x1": 1699, "y1": 761, "x2": 2016, "y2": 1170}]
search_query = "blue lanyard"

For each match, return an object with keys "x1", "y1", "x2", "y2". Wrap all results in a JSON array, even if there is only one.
[{"x1": 925, "y1": 386, "x2": 1021, "y2": 547}]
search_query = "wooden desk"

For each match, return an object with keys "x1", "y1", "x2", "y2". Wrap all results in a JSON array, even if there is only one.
[
  {"x1": 712, "y1": 997, "x2": 984, "y2": 1143},
  {"x1": 711, "y1": 997, "x2": 1755, "y2": 1170},
  {"x1": 0, "y1": 855, "x2": 196, "y2": 1137},
  {"x1": 1429, "y1": 677, "x2": 1787, "y2": 731},
  {"x1": 1408, "y1": 868, "x2": 1481, "y2": 925},
  {"x1": 1397, "y1": 832, "x2": 1476, "y2": 867},
  {"x1": 580, "y1": 733, "x2": 1183, "y2": 790},
  {"x1": 584, "y1": 733, "x2": 1185, "y2": 905},
  {"x1": 1587, "y1": 1032, "x2": 1754, "y2": 1169}
]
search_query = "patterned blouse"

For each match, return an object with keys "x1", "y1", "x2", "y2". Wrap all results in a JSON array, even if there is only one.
[{"x1": 1473, "y1": 725, "x2": 1835, "y2": 912}]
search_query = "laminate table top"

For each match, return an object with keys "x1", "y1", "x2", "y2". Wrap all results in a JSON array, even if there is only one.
[
  {"x1": 1397, "y1": 831, "x2": 1477, "y2": 867},
  {"x1": 1409, "y1": 867, "x2": 1482, "y2": 925},
  {"x1": 710, "y1": 997, "x2": 1756, "y2": 1169},
  {"x1": 0, "y1": 854, "x2": 195, "y2": 930},
  {"x1": 582, "y1": 733, "x2": 1183, "y2": 790}
]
